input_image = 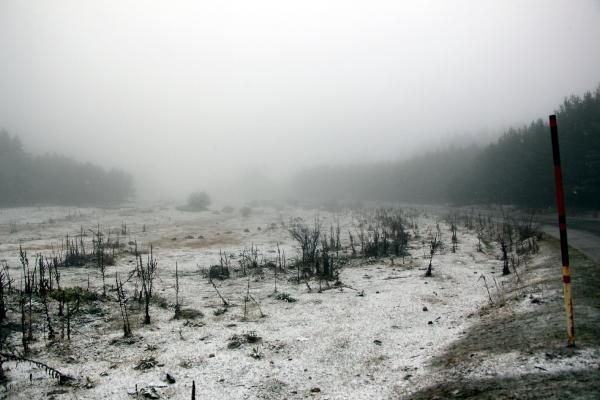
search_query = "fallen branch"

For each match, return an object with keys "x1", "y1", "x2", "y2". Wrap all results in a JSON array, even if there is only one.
[
  {"x1": 211, "y1": 281, "x2": 229, "y2": 306},
  {"x1": 319, "y1": 283, "x2": 361, "y2": 292},
  {"x1": 247, "y1": 294, "x2": 265, "y2": 318},
  {"x1": 383, "y1": 275, "x2": 410, "y2": 280},
  {"x1": 0, "y1": 351, "x2": 74, "y2": 384},
  {"x1": 304, "y1": 279, "x2": 312, "y2": 292}
]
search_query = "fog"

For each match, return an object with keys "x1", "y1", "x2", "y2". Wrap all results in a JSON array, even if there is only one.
[{"x1": 1, "y1": 0, "x2": 600, "y2": 204}]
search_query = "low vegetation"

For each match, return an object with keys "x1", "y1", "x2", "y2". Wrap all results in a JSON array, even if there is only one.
[{"x1": 0, "y1": 204, "x2": 584, "y2": 399}]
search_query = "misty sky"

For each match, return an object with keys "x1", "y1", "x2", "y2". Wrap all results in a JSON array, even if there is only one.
[{"x1": 1, "y1": 1, "x2": 600, "y2": 201}]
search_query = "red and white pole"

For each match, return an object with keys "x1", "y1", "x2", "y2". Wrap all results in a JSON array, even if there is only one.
[{"x1": 549, "y1": 114, "x2": 575, "y2": 347}]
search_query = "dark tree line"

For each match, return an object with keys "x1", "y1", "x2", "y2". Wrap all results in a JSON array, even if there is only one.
[
  {"x1": 0, "y1": 130, "x2": 134, "y2": 206},
  {"x1": 291, "y1": 86, "x2": 600, "y2": 209}
]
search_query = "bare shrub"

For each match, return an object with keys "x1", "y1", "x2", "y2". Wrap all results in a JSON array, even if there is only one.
[
  {"x1": 425, "y1": 229, "x2": 440, "y2": 277},
  {"x1": 116, "y1": 273, "x2": 132, "y2": 337},
  {"x1": 187, "y1": 191, "x2": 211, "y2": 210},
  {"x1": 137, "y1": 245, "x2": 158, "y2": 324},
  {"x1": 288, "y1": 217, "x2": 322, "y2": 272},
  {"x1": 0, "y1": 262, "x2": 12, "y2": 323}
]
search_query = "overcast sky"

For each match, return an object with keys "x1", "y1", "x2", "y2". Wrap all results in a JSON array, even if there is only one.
[{"x1": 1, "y1": 0, "x2": 599, "y2": 201}]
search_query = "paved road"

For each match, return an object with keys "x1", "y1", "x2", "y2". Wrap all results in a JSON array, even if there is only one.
[{"x1": 541, "y1": 216, "x2": 600, "y2": 263}]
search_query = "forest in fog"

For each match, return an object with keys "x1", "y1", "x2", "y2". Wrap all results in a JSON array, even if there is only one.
[
  {"x1": 292, "y1": 87, "x2": 600, "y2": 209},
  {"x1": 1, "y1": 86, "x2": 599, "y2": 209},
  {"x1": 0, "y1": 131, "x2": 133, "y2": 206}
]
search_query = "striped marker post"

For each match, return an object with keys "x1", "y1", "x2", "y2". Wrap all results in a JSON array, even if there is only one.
[{"x1": 549, "y1": 114, "x2": 575, "y2": 347}]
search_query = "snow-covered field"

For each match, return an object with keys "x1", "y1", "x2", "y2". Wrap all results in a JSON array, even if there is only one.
[{"x1": 0, "y1": 204, "x2": 598, "y2": 399}]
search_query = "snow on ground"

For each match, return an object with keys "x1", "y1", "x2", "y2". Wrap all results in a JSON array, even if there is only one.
[{"x1": 0, "y1": 204, "x2": 597, "y2": 399}]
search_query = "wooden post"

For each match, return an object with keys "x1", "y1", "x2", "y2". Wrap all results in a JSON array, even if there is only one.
[{"x1": 549, "y1": 114, "x2": 575, "y2": 347}]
